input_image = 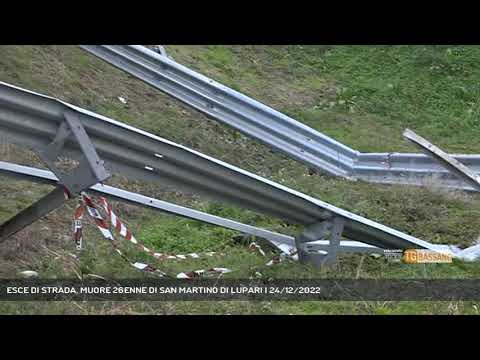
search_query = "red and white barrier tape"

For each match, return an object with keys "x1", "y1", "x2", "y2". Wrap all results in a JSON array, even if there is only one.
[
  {"x1": 70, "y1": 189, "x2": 294, "y2": 279},
  {"x1": 266, "y1": 254, "x2": 284, "y2": 266},
  {"x1": 96, "y1": 196, "x2": 219, "y2": 262},
  {"x1": 249, "y1": 241, "x2": 296, "y2": 266},
  {"x1": 72, "y1": 204, "x2": 84, "y2": 250},
  {"x1": 78, "y1": 193, "x2": 167, "y2": 277},
  {"x1": 76, "y1": 193, "x2": 237, "y2": 278},
  {"x1": 248, "y1": 242, "x2": 266, "y2": 257},
  {"x1": 177, "y1": 268, "x2": 233, "y2": 279}
]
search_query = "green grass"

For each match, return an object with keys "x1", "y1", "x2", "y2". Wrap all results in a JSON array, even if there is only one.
[
  {"x1": 282, "y1": 46, "x2": 480, "y2": 153},
  {"x1": 1, "y1": 45, "x2": 480, "y2": 314},
  {"x1": 169, "y1": 45, "x2": 480, "y2": 153}
]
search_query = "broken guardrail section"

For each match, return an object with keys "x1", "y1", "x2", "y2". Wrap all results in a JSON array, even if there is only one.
[
  {"x1": 0, "y1": 108, "x2": 110, "y2": 242},
  {"x1": 403, "y1": 128, "x2": 480, "y2": 261},
  {"x1": 79, "y1": 45, "x2": 480, "y2": 192},
  {"x1": 0, "y1": 160, "x2": 390, "y2": 257},
  {"x1": 0, "y1": 81, "x2": 453, "y2": 266},
  {"x1": 403, "y1": 128, "x2": 480, "y2": 192}
]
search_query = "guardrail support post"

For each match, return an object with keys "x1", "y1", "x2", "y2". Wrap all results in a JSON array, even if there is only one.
[
  {"x1": 37, "y1": 110, "x2": 110, "y2": 194},
  {"x1": 0, "y1": 111, "x2": 110, "y2": 242},
  {"x1": 153, "y1": 45, "x2": 169, "y2": 58},
  {"x1": 295, "y1": 216, "x2": 345, "y2": 267}
]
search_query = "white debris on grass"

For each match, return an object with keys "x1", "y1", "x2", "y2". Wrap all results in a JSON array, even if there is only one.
[
  {"x1": 454, "y1": 242, "x2": 480, "y2": 262},
  {"x1": 19, "y1": 270, "x2": 39, "y2": 278}
]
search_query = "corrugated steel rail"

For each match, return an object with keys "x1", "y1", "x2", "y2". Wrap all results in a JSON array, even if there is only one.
[
  {"x1": 0, "y1": 81, "x2": 439, "y2": 252},
  {"x1": 0, "y1": 160, "x2": 294, "y2": 251},
  {"x1": 403, "y1": 129, "x2": 480, "y2": 192},
  {"x1": 79, "y1": 45, "x2": 480, "y2": 192},
  {"x1": 0, "y1": 160, "x2": 388, "y2": 255},
  {"x1": 79, "y1": 45, "x2": 358, "y2": 179}
]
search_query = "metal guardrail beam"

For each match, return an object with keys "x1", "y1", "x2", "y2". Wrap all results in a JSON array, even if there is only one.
[
  {"x1": 0, "y1": 161, "x2": 294, "y2": 251},
  {"x1": 79, "y1": 45, "x2": 480, "y2": 192},
  {"x1": 0, "y1": 186, "x2": 68, "y2": 242},
  {"x1": 0, "y1": 103, "x2": 111, "y2": 242},
  {"x1": 0, "y1": 161, "x2": 385, "y2": 256},
  {"x1": 0, "y1": 81, "x2": 439, "y2": 253},
  {"x1": 79, "y1": 45, "x2": 357, "y2": 179},
  {"x1": 403, "y1": 129, "x2": 480, "y2": 192},
  {"x1": 355, "y1": 152, "x2": 480, "y2": 192}
]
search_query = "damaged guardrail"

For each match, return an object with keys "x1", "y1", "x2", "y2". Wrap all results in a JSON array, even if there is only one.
[
  {"x1": 0, "y1": 81, "x2": 449, "y2": 266},
  {"x1": 403, "y1": 129, "x2": 480, "y2": 192},
  {"x1": 0, "y1": 160, "x2": 389, "y2": 256},
  {"x1": 79, "y1": 45, "x2": 359, "y2": 179},
  {"x1": 79, "y1": 45, "x2": 480, "y2": 192},
  {"x1": 0, "y1": 161, "x2": 295, "y2": 252},
  {"x1": 402, "y1": 129, "x2": 480, "y2": 261}
]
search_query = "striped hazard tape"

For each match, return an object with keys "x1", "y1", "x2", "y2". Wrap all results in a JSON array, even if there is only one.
[
  {"x1": 249, "y1": 241, "x2": 297, "y2": 266},
  {"x1": 248, "y1": 242, "x2": 266, "y2": 257},
  {"x1": 71, "y1": 191, "x2": 293, "y2": 279},
  {"x1": 72, "y1": 204, "x2": 84, "y2": 250},
  {"x1": 96, "y1": 196, "x2": 220, "y2": 262},
  {"x1": 74, "y1": 192, "x2": 235, "y2": 278},
  {"x1": 177, "y1": 268, "x2": 233, "y2": 279},
  {"x1": 75, "y1": 193, "x2": 167, "y2": 277}
]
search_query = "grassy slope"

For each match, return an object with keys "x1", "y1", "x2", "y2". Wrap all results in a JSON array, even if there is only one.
[{"x1": 0, "y1": 45, "x2": 480, "y2": 314}]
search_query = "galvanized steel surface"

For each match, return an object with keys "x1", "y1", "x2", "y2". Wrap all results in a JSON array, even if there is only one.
[
  {"x1": 0, "y1": 161, "x2": 294, "y2": 250},
  {"x1": 403, "y1": 128, "x2": 480, "y2": 192},
  {"x1": 0, "y1": 81, "x2": 437, "y2": 251},
  {"x1": 79, "y1": 45, "x2": 480, "y2": 192}
]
